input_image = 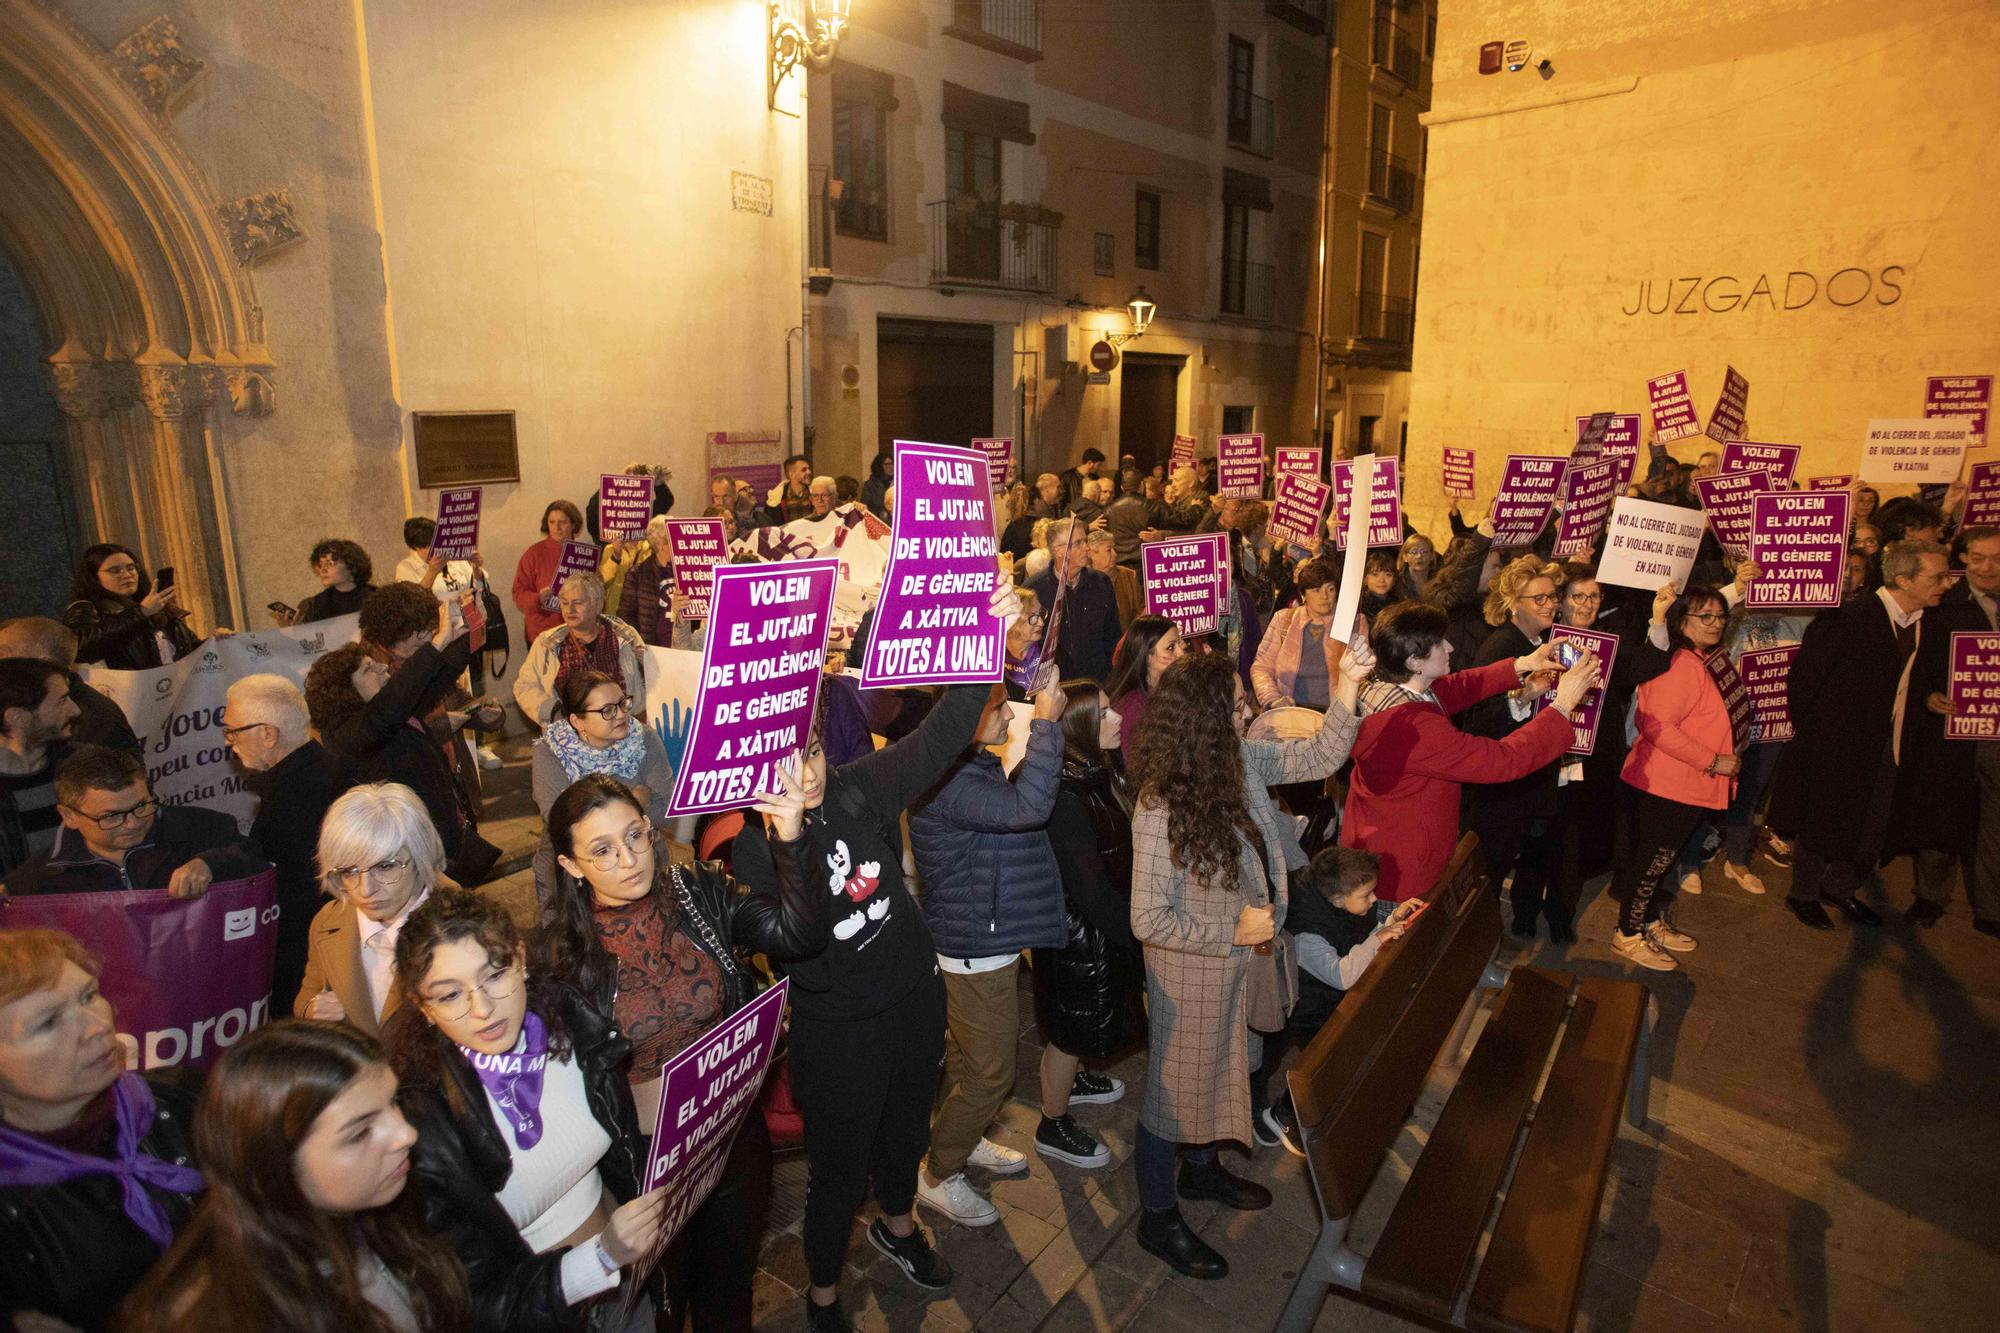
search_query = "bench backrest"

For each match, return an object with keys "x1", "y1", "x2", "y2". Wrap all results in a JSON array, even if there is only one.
[{"x1": 1288, "y1": 833, "x2": 1498, "y2": 1222}]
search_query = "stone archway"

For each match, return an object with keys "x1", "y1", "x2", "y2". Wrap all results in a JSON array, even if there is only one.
[{"x1": 0, "y1": 3, "x2": 289, "y2": 629}]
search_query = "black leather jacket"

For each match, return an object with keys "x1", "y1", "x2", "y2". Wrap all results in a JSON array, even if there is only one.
[
  {"x1": 0, "y1": 1080, "x2": 201, "y2": 1332},
  {"x1": 1033, "y1": 758, "x2": 1146, "y2": 1061},
  {"x1": 64, "y1": 594, "x2": 198, "y2": 670},
  {"x1": 660, "y1": 841, "x2": 825, "y2": 1015}
]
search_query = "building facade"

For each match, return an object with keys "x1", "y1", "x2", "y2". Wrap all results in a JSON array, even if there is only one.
[{"x1": 803, "y1": 0, "x2": 1431, "y2": 484}]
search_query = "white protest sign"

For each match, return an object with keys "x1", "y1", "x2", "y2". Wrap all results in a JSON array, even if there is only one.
[
  {"x1": 1597, "y1": 497, "x2": 1708, "y2": 592},
  {"x1": 1858, "y1": 418, "x2": 1972, "y2": 484},
  {"x1": 1331, "y1": 454, "x2": 1375, "y2": 644}
]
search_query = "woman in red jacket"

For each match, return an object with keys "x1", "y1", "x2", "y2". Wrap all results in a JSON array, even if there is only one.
[
  {"x1": 1611, "y1": 585, "x2": 1750, "y2": 972},
  {"x1": 1341, "y1": 602, "x2": 1600, "y2": 903},
  {"x1": 511, "y1": 500, "x2": 585, "y2": 643}
]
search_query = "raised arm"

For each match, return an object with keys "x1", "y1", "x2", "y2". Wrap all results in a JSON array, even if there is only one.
[{"x1": 924, "y1": 721, "x2": 1063, "y2": 833}]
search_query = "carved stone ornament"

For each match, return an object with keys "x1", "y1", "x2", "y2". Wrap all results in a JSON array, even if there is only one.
[
  {"x1": 215, "y1": 188, "x2": 304, "y2": 266},
  {"x1": 221, "y1": 365, "x2": 275, "y2": 416},
  {"x1": 46, "y1": 361, "x2": 134, "y2": 419},
  {"x1": 109, "y1": 16, "x2": 206, "y2": 118},
  {"x1": 135, "y1": 363, "x2": 214, "y2": 420}
]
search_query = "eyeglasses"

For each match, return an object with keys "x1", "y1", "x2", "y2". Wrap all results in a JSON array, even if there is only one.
[
  {"x1": 1566, "y1": 594, "x2": 1602, "y2": 606},
  {"x1": 221, "y1": 721, "x2": 272, "y2": 740},
  {"x1": 98, "y1": 561, "x2": 139, "y2": 577},
  {"x1": 1685, "y1": 612, "x2": 1727, "y2": 624},
  {"x1": 578, "y1": 822, "x2": 653, "y2": 871},
  {"x1": 574, "y1": 697, "x2": 629, "y2": 722},
  {"x1": 1516, "y1": 593, "x2": 1559, "y2": 606},
  {"x1": 331, "y1": 856, "x2": 413, "y2": 888},
  {"x1": 422, "y1": 962, "x2": 522, "y2": 1021},
  {"x1": 66, "y1": 798, "x2": 157, "y2": 830}
]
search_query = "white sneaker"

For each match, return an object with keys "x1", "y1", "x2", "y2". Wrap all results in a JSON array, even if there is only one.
[
  {"x1": 917, "y1": 1171, "x2": 999, "y2": 1226},
  {"x1": 965, "y1": 1136, "x2": 1029, "y2": 1176},
  {"x1": 1679, "y1": 869, "x2": 1704, "y2": 895},
  {"x1": 476, "y1": 745, "x2": 502, "y2": 770},
  {"x1": 1613, "y1": 929, "x2": 1679, "y2": 971},
  {"x1": 1645, "y1": 920, "x2": 1698, "y2": 953},
  {"x1": 1722, "y1": 862, "x2": 1767, "y2": 896}
]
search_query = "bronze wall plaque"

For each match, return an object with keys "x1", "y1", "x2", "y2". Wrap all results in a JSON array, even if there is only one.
[{"x1": 413, "y1": 411, "x2": 521, "y2": 488}]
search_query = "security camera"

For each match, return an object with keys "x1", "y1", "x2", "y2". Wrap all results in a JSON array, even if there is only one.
[{"x1": 1531, "y1": 49, "x2": 1555, "y2": 79}]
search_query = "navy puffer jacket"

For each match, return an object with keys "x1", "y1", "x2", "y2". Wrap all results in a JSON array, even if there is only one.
[{"x1": 910, "y1": 719, "x2": 1068, "y2": 959}]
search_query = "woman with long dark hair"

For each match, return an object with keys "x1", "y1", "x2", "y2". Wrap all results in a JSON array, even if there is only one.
[
  {"x1": 1104, "y1": 613, "x2": 1186, "y2": 747},
  {"x1": 383, "y1": 889, "x2": 667, "y2": 1332},
  {"x1": 529, "y1": 672, "x2": 675, "y2": 903},
  {"x1": 120, "y1": 1021, "x2": 470, "y2": 1333},
  {"x1": 1125, "y1": 645, "x2": 1370, "y2": 1280},
  {"x1": 1031, "y1": 680, "x2": 1145, "y2": 1172},
  {"x1": 532, "y1": 771, "x2": 817, "y2": 1331},
  {"x1": 64, "y1": 543, "x2": 199, "y2": 668}
]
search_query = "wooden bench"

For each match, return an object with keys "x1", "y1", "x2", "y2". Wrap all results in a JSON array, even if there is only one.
[{"x1": 1275, "y1": 834, "x2": 1654, "y2": 1333}]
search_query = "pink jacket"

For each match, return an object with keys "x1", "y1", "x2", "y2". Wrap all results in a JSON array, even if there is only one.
[
  {"x1": 1621, "y1": 648, "x2": 1734, "y2": 810},
  {"x1": 1251, "y1": 606, "x2": 1345, "y2": 707}
]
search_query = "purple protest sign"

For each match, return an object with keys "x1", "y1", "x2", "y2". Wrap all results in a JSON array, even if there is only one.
[
  {"x1": 548, "y1": 540, "x2": 601, "y2": 596},
  {"x1": 1573, "y1": 412, "x2": 1614, "y2": 463},
  {"x1": 1648, "y1": 370, "x2": 1702, "y2": 442},
  {"x1": 1217, "y1": 434, "x2": 1265, "y2": 497},
  {"x1": 1695, "y1": 468, "x2": 1774, "y2": 555},
  {"x1": 1926, "y1": 374, "x2": 1991, "y2": 447},
  {"x1": 667, "y1": 559, "x2": 838, "y2": 816},
  {"x1": 860, "y1": 442, "x2": 1005, "y2": 687},
  {"x1": 1170, "y1": 433, "x2": 1197, "y2": 474},
  {"x1": 1962, "y1": 461, "x2": 2000, "y2": 529},
  {"x1": 665, "y1": 518, "x2": 729, "y2": 620},
  {"x1": 1807, "y1": 474, "x2": 1853, "y2": 490},
  {"x1": 598, "y1": 473, "x2": 655, "y2": 541},
  {"x1": 1746, "y1": 490, "x2": 1849, "y2": 610},
  {"x1": 1575, "y1": 414, "x2": 1642, "y2": 470},
  {"x1": 1548, "y1": 626, "x2": 1620, "y2": 756},
  {"x1": 0, "y1": 873, "x2": 278, "y2": 1071},
  {"x1": 1554, "y1": 457, "x2": 1623, "y2": 559},
  {"x1": 1489, "y1": 454, "x2": 1568, "y2": 544},
  {"x1": 1142, "y1": 533, "x2": 1229, "y2": 636},
  {"x1": 975, "y1": 437, "x2": 1014, "y2": 491},
  {"x1": 1442, "y1": 447, "x2": 1476, "y2": 498},
  {"x1": 1704, "y1": 364, "x2": 1750, "y2": 442},
  {"x1": 1275, "y1": 446, "x2": 1323, "y2": 480},
  {"x1": 1721, "y1": 441, "x2": 1799, "y2": 487},
  {"x1": 1331, "y1": 457, "x2": 1402, "y2": 548},
  {"x1": 1947, "y1": 632, "x2": 2000, "y2": 740},
  {"x1": 431, "y1": 486, "x2": 482, "y2": 559},
  {"x1": 1739, "y1": 646, "x2": 1797, "y2": 743},
  {"x1": 1270, "y1": 472, "x2": 1332, "y2": 550}
]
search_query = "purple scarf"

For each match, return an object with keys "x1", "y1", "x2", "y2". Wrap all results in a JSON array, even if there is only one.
[
  {"x1": 0, "y1": 1073, "x2": 205, "y2": 1248},
  {"x1": 460, "y1": 1010, "x2": 551, "y2": 1151}
]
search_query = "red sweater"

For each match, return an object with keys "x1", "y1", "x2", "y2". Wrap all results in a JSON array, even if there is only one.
[
  {"x1": 511, "y1": 539, "x2": 564, "y2": 641},
  {"x1": 1341, "y1": 658, "x2": 1575, "y2": 901}
]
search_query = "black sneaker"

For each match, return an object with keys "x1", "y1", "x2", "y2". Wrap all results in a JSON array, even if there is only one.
[
  {"x1": 1250, "y1": 1104, "x2": 1283, "y2": 1149},
  {"x1": 1069, "y1": 1069, "x2": 1125, "y2": 1105},
  {"x1": 867, "y1": 1216, "x2": 954, "y2": 1290},
  {"x1": 1262, "y1": 1101, "x2": 1305, "y2": 1158},
  {"x1": 1035, "y1": 1113, "x2": 1110, "y2": 1167},
  {"x1": 804, "y1": 1295, "x2": 853, "y2": 1333}
]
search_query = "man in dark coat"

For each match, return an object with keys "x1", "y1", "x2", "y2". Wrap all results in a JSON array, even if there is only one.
[
  {"x1": 1103, "y1": 467, "x2": 1160, "y2": 568},
  {"x1": 1784, "y1": 540, "x2": 1952, "y2": 930},
  {"x1": 223, "y1": 673, "x2": 356, "y2": 1006},
  {"x1": 1028, "y1": 518, "x2": 1124, "y2": 683},
  {"x1": 0, "y1": 617, "x2": 141, "y2": 756},
  {"x1": 1058, "y1": 448, "x2": 1105, "y2": 512}
]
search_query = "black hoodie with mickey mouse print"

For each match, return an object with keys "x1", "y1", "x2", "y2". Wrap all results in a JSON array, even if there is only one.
[{"x1": 733, "y1": 683, "x2": 988, "y2": 1022}]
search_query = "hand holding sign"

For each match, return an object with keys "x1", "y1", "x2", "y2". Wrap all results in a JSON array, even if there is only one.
[
  {"x1": 750, "y1": 752, "x2": 810, "y2": 844},
  {"x1": 600, "y1": 1186, "x2": 670, "y2": 1267}
]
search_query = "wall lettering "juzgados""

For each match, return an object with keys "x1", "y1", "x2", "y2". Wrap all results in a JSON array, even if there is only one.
[{"x1": 1620, "y1": 267, "x2": 1905, "y2": 316}]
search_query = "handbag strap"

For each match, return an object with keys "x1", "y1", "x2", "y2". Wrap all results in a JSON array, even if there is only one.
[{"x1": 1240, "y1": 822, "x2": 1275, "y2": 909}]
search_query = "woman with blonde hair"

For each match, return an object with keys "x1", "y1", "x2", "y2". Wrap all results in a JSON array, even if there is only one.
[{"x1": 999, "y1": 481, "x2": 1038, "y2": 562}]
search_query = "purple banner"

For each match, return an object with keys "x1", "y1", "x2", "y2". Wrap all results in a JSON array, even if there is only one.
[
  {"x1": 1948, "y1": 632, "x2": 2000, "y2": 740},
  {"x1": 431, "y1": 487, "x2": 482, "y2": 559},
  {"x1": 549, "y1": 540, "x2": 601, "y2": 596},
  {"x1": 1554, "y1": 457, "x2": 1623, "y2": 559},
  {"x1": 1721, "y1": 441, "x2": 1800, "y2": 488},
  {"x1": 1170, "y1": 434, "x2": 1198, "y2": 475},
  {"x1": 1747, "y1": 490, "x2": 1849, "y2": 610},
  {"x1": 1331, "y1": 457, "x2": 1402, "y2": 548},
  {"x1": 1269, "y1": 472, "x2": 1332, "y2": 550},
  {"x1": 1573, "y1": 412, "x2": 1614, "y2": 462},
  {"x1": 1217, "y1": 434, "x2": 1265, "y2": 497},
  {"x1": 1489, "y1": 454, "x2": 1568, "y2": 545},
  {"x1": 860, "y1": 442, "x2": 1005, "y2": 687},
  {"x1": 1648, "y1": 369, "x2": 1702, "y2": 442},
  {"x1": 665, "y1": 518, "x2": 729, "y2": 620},
  {"x1": 1705, "y1": 364, "x2": 1750, "y2": 442},
  {"x1": 598, "y1": 474, "x2": 655, "y2": 541},
  {"x1": 1963, "y1": 461, "x2": 2000, "y2": 530},
  {"x1": 1695, "y1": 468, "x2": 1775, "y2": 555},
  {"x1": 1275, "y1": 446, "x2": 1323, "y2": 480},
  {"x1": 975, "y1": 437, "x2": 1014, "y2": 491},
  {"x1": 1442, "y1": 447, "x2": 1476, "y2": 498},
  {"x1": 1926, "y1": 374, "x2": 1991, "y2": 447},
  {"x1": 667, "y1": 559, "x2": 838, "y2": 816},
  {"x1": 0, "y1": 873, "x2": 278, "y2": 1071},
  {"x1": 1548, "y1": 626, "x2": 1620, "y2": 756},
  {"x1": 1142, "y1": 533, "x2": 1229, "y2": 637},
  {"x1": 1807, "y1": 474, "x2": 1853, "y2": 490},
  {"x1": 1739, "y1": 646, "x2": 1796, "y2": 744}
]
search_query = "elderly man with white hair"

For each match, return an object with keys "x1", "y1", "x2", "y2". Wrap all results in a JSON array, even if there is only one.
[
  {"x1": 223, "y1": 672, "x2": 354, "y2": 1008},
  {"x1": 513, "y1": 570, "x2": 648, "y2": 727}
]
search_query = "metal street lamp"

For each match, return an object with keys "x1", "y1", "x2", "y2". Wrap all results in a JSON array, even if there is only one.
[
  {"x1": 1109, "y1": 287, "x2": 1156, "y2": 345},
  {"x1": 770, "y1": 0, "x2": 851, "y2": 106}
]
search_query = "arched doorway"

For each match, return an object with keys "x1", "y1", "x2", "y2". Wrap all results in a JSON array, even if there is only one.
[
  {"x1": 0, "y1": 3, "x2": 278, "y2": 631},
  {"x1": 0, "y1": 242, "x2": 77, "y2": 618}
]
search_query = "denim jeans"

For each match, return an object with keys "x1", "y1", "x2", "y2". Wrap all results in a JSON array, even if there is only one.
[{"x1": 1135, "y1": 1123, "x2": 1215, "y2": 1212}]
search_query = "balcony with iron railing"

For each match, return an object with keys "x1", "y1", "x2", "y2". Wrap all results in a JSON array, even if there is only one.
[
  {"x1": 1226, "y1": 88, "x2": 1274, "y2": 158},
  {"x1": 1371, "y1": 11, "x2": 1424, "y2": 85},
  {"x1": 1367, "y1": 148, "x2": 1416, "y2": 213},
  {"x1": 945, "y1": 0, "x2": 1042, "y2": 61},
  {"x1": 928, "y1": 199, "x2": 1059, "y2": 293},
  {"x1": 1355, "y1": 290, "x2": 1413, "y2": 344},
  {"x1": 1220, "y1": 255, "x2": 1275, "y2": 322},
  {"x1": 1265, "y1": 0, "x2": 1328, "y2": 35}
]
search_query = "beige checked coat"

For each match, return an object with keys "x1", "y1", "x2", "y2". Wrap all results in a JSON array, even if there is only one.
[{"x1": 1133, "y1": 701, "x2": 1361, "y2": 1147}]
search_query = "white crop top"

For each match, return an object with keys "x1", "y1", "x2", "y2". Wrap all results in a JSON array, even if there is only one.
[{"x1": 488, "y1": 1050, "x2": 612, "y2": 1252}]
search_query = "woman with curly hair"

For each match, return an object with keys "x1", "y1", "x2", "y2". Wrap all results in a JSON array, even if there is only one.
[
  {"x1": 120, "y1": 1021, "x2": 470, "y2": 1333},
  {"x1": 292, "y1": 538, "x2": 375, "y2": 626},
  {"x1": 1125, "y1": 642, "x2": 1371, "y2": 1281}
]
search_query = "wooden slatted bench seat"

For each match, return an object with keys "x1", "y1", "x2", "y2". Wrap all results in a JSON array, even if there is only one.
[{"x1": 1274, "y1": 834, "x2": 1653, "y2": 1333}]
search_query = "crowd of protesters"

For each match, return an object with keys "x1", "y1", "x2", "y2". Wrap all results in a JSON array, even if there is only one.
[{"x1": 2, "y1": 434, "x2": 1995, "y2": 1333}]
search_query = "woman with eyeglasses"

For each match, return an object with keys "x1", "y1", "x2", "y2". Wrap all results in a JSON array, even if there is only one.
[
  {"x1": 1609, "y1": 585, "x2": 1747, "y2": 972},
  {"x1": 294, "y1": 783, "x2": 450, "y2": 1037},
  {"x1": 530, "y1": 672, "x2": 674, "y2": 906},
  {"x1": 384, "y1": 887, "x2": 666, "y2": 1332},
  {"x1": 530, "y1": 770, "x2": 817, "y2": 1331},
  {"x1": 64, "y1": 542, "x2": 201, "y2": 669}
]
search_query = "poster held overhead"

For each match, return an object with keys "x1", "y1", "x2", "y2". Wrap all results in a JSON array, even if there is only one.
[
  {"x1": 1330, "y1": 457, "x2": 1402, "y2": 548},
  {"x1": 1720, "y1": 441, "x2": 1800, "y2": 487},
  {"x1": 1704, "y1": 365, "x2": 1750, "y2": 442},
  {"x1": 1925, "y1": 375, "x2": 1991, "y2": 448},
  {"x1": 1170, "y1": 433, "x2": 1198, "y2": 474},
  {"x1": 975, "y1": 437, "x2": 1014, "y2": 491},
  {"x1": 1694, "y1": 469, "x2": 1775, "y2": 555},
  {"x1": 1746, "y1": 491, "x2": 1848, "y2": 610},
  {"x1": 1217, "y1": 434, "x2": 1266, "y2": 496},
  {"x1": 665, "y1": 518, "x2": 730, "y2": 620},
  {"x1": 1859, "y1": 418, "x2": 1972, "y2": 484},
  {"x1": 1275, "y1": 446, "x2": 1323, "y2": 479},
  {"x1": 859, "y1": 442, "x2": 1006, "y2": 687},
  {"x1": 598, "y1": 473, "x2": 655, "y2": 540},
  {"x1": 1553, "y1": 457, "x2": 1623, "y2": 559},
  {"x1": 1442, "y1": 447, "x2": 1477, "y2": 498},
  {"x1": 1647, "y1": 370, "x2": 1703, "y2": 442},
  {"x1": 1597, "y1": 496, "x2": 1708, "y2": 592},
  {"x1": 430, "y1": 487, "x2": 482, "y2": 559},
  {"x1": 1961, "y1": 461, "x2": 2000, "y2": 529},
  {"x1": 1488, "y1": 454, "x2": 1568, "y2": 545},
  {"x1": 1269, "y1": 472, "x2": 1333, "y2": 550}
]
